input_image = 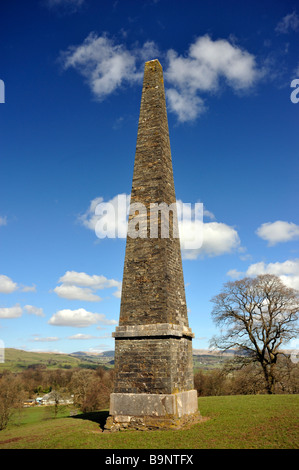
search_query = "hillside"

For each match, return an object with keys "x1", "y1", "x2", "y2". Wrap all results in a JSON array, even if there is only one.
[
  {"x1": 0, "y1": 348, "x2": 233, "y2": 372},
  {"x1": 0, "y1": 348, "x2": 106, "y2": 372}
]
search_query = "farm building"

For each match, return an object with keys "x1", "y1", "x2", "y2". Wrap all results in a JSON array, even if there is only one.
[{"x1": 35, "y1": 391, "x2": 73, "y2": 406}]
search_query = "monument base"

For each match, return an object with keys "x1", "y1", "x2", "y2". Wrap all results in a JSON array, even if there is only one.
[{"x1": 104, "y1": 390, "x2": 200, "y2": 431}]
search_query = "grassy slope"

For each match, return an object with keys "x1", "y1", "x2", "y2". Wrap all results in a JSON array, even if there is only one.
[
  {"x1": 0, "y1": 348, "x2": 93, "y2": 371},
  {"x1": 0, "y1": 394, "x2": 298, "y2": 449}
]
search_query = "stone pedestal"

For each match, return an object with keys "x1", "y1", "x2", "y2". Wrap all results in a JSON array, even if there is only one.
[
  {"x1": 110, "y1": 390, "x2": 198, "y2": 418},
  {"x1": 105, "y1": 390, "x2": 200, "y2": 431}
]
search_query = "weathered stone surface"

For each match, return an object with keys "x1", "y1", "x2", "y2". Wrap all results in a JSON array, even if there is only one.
[
  {"x1": 113, "y1": 323, "x2": 194, "y2": 338},
  {"x1": 113, "y1": 336, "x2": 194, "y2": 394},
  {"x1": 105, "y1": 411, "x2": 201, "y2": 432},
  {"x1": 110, "y1": 390, "x2": 198, "y2": 418},
  {"x1": 106, "y1": 59, "x2": 198, "y2": 431},
  {"x1": 118, "y1": 59, "x2": 188, "y2": 330}
]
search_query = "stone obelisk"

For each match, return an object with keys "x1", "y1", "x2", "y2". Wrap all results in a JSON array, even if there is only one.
[{"x1": 106, "y1": 59, "x2": 199, "y2": 431}]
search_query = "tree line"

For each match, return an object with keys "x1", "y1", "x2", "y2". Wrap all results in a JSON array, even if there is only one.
[
  {"x1": 194, "y1": 354, "x2": 299, "y2": 397},
  {"x1": 0, "y1": 366, "x2": 114, "y2": 430}
]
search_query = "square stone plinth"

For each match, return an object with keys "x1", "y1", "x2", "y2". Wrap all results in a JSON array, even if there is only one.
[
  {"x1": 110, "y1": 389, "x2": 198, "y2": 418},
  {"x1": 105, "y1": 390, "x2": 200, "y2": 431}
]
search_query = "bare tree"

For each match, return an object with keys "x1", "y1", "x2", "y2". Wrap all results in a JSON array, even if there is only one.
[
  {"x1": 0, "y1": 372, "x2": 25, "y2": 430},
  {"x1": 210, "y1": 274, "x2": 299, "y2": 394},
  {"x1": 70, "y1": 370, "x2": 94, "y2": 411},
  {"x1": 51, "y1": 390, "x2": 64, "y2": 418}
]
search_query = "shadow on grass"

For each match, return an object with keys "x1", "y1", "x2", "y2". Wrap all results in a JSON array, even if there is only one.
[{"x1": 69, "y1": 410, "x2": 109, "y2": 430}]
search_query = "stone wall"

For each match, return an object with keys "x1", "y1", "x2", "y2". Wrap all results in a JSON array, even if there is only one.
[{"x1": 113, "y1": 335, "x2": 194, "y2": 394}]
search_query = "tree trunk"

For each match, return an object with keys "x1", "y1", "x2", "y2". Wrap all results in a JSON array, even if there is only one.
[{"x1": 262, "y1": 363, "x2": 275, "y2": 394}]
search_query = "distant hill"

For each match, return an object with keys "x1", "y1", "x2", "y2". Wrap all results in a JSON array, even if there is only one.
[
  {"x1": 0, "y1": 348, "x2": 113, "y2": 372},
  {"x1": 193, "y1": 349, "x2": 242, "y2": 356},
  {"x1": 0, "y1": 348, "x2": 233, "y2": 372},
  {"x1": 71, "y1": 349, "x2": 238, "y2": 358},
  {"x1": 70, "y1": 350, "x2": 114, "y2": 357},
  {"x1": 1, "y1": 347, "x2": 294, "y2": 373}
]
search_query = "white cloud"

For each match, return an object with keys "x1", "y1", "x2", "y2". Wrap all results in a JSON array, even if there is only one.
[
  {"x1": 68, "y1": 333, "x2": 97, "y2": 340},
  {"x1": 0, "y1": 275, "x2": 18, "y2": 293},
  {"x1": 61, "y1": 33, "x2": 160, "y2": 102},
  {"x1": 54, "y1": 284, "x2": 102, "y2": 302},
  {"x1": 275, "y1": 11, "x2": 299, "y2": 34},
  {"x1": 247, "y1": 259, "x2": 299, "y2": 276},
  {"x1": 165, "y1": 35, "x2": 262, "y2": 121},
  {"x1": 31, "y1": 336, "x2": 59, "y2": 342},
  {"x1": 0, "y1": 304, "x2": 44, "y2": 320},
  {"x1": 61, "y1": 33, "x2": 141, "y2": 101},
  {"x1": 48, "y1": 308, "x2": 117, "y2": 327},
  {"x1": 0, "y1": 216, "x2": 7, "y2": 226},
  {"x1": 24, "y1": 305, "x2": 45, "y2": 317},
  {"x1": 78, "y1": 194, "x2": 130, "y2": 238},
  {"x1": 166, "y1": 36, "x2": 259, "y2": 91},
  {"x1": 166, "y1": 88, "x2": 206, "y2": 123},
  {"x1": 203, "y1": 208, "x2": 216, "y2": 220},
  {"x1": 78, "y1": 196, "x2": 105, "y2": 230},
  {"x1": 0, "y1": 304, "x2": 22, "y2": 318},
  {"x1": 58, "y1": 270, "x2": 116, "y2": 289},
  {"x1": 182, "y1": 222, "x2": 240, "y2": 260},
  {"x1": 113, "y1": 282, "x2": 122, "y2": 298},
  {"x1": 60, "y1": 33, "x2": 263, "y2": 123},
  {"x1": 226, "y1": 268, "x2": 243, "y2": 279},
  {"x1": 53, "y1": 270, "x2": 121, "y2": 301},
  {"x1": 135, "y1": 40, "x2": 160, "y2": 63},
  {"x1": 256, "y1": 221, "x2": 299, "y2": 246},
  {"x1": 0, "y1": 275, "x2": 37, "y2": 294},
  {"x1": 227, "y1": 258, "x2": 299, "y2": 290},
  {"x1": 21, "y1": 285, "x2": 37, "y2": 293},
  {"x1": 88, "y1": 345, "x2": 113, "y2": 353}
]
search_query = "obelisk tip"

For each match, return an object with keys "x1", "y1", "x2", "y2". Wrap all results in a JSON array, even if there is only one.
[{"x1": 144, "y1": 59, "x2": 162, "y2": 70}]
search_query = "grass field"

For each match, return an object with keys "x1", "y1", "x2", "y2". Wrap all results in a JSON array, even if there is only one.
[{"x1": 0, "y1": 394, "x2": 298, "y2": 449}]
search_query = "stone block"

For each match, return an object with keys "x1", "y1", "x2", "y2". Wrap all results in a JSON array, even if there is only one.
[{"x1": 110, "y1": 390, "x2": 198, "y2": 419}]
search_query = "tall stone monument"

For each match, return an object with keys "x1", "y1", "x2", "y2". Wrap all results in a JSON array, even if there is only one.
[{"x1": 106, "y1": 59, "x2": 199, "y2": 431}]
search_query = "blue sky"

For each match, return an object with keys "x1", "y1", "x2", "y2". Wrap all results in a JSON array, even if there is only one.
[{"x1": 0, "y1": 0, "x2": 298, "y2": 354}]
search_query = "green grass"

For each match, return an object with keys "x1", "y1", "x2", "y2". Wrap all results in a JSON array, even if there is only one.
[{"x1": 0, "y1": 394, "x2": 298, "y2": 449}]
